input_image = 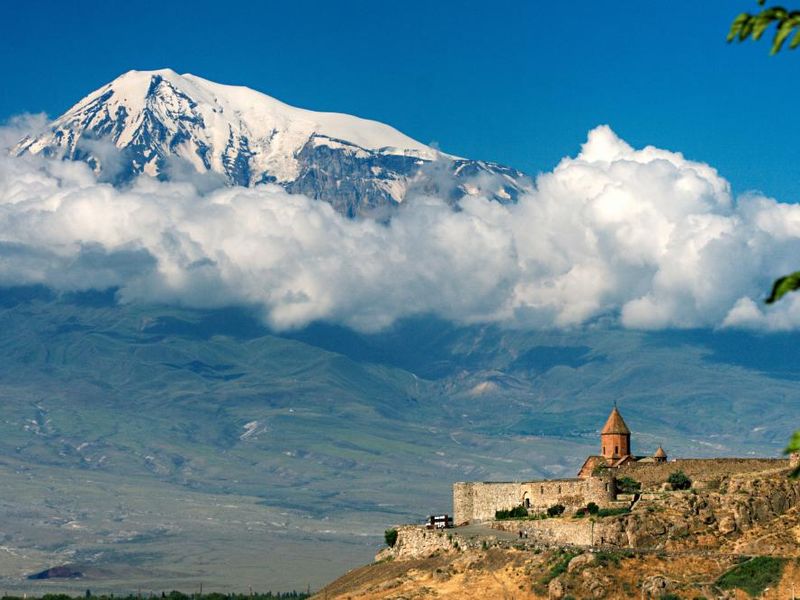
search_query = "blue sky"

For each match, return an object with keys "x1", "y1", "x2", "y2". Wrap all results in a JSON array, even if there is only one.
[{"x1": 2, "y1": 0, "x2": 797, "y2": 201}]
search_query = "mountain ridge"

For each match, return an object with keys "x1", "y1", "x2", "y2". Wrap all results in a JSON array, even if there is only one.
[{"x1": 14, "y1": 69, "x2": 529, "y2": 216}]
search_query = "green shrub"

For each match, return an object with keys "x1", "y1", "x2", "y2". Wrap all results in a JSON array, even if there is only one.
[
  {"x1": 596, "y1": 507, "x2": 630, "y2": 517},
  {"x1": 717, "y1": 556, "x2": 786, "y2": 597},
  {"x1": 384, "y1": 528, "x2": 398, "y2": 547},
  {"x1": 541, "y1": 550, "x2": 580, "y2": 583},
  {"x1": 586, "y1": 501, "x2": 599, "y2": 515},
  {"x1": 616, "y1": 476, "x2": 641, "y2": 493},
  {"x1": 495, "y1": 505, "x2": 528, "y2": 519},
  {"x1": 595, "y1": 549, "x2": 634, "y2": 566},
  {"x1": 546, "y1": 504, "x2": 565, "y2": 517},
  {"x1": 667, "y1": 470, "x2": 692, "y2": 490}
]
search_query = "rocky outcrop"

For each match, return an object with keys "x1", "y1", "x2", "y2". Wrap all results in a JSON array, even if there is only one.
[
  {"x1": 375, "y1": 526, "x2": 463, "y2": 561},
  {"x1": 592, "y1": 471, "x2": 800, "y2": 549},
  {"x1": 288, "y1": 142, "x2": 525, "y2": 218}
]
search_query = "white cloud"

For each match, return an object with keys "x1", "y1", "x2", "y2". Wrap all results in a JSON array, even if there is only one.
[{"x1": 1, "y1": 122, "x2": 799, "y2": 332}]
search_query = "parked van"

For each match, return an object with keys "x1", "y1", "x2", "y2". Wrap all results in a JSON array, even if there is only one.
[{"x1": 425, "y1": 514, "x2": 453, "y2": 529}]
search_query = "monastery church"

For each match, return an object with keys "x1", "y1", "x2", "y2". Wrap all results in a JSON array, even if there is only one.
[
  {"x1": 453, "y1": 405, "x2": 669, "y2": 525},
  {"x1": 577, "y1": 405, "x2": 667, "y2": 477}
]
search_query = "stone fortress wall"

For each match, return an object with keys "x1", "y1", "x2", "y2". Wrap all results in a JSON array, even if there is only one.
[
  {"x1": 617, "y1": 458, "x2": 788, "y2": 490},
  {"x1": 451, "y1": 407, "x2": 796, "y2": 529},
  {"x1": 453, "y1": 459, "x2": 788, "y2": 525},
  {"x1": 453, "y1": 476, "x2": 614, "y2": 524},
  {"x1": 380, "y1": 465, "x2": 800, "y2": 565}
]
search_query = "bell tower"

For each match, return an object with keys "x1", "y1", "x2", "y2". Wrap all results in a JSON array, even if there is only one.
[{"x1": 600, "y1": 405, "x2": 631, "y2": 459}]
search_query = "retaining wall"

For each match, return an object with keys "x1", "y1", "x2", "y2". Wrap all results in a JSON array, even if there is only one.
[{"x1": 491, "y1": 518, "x2": 595, "y2": 545}]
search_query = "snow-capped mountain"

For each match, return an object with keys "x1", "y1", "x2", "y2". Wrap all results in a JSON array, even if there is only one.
[{"x1": 15, "y1": 69, "x2": 528, "y2": 216}]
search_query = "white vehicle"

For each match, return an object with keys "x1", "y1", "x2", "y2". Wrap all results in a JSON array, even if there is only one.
[{"x1": 425, "y1": 514, "x2": 453, "y2": 529}]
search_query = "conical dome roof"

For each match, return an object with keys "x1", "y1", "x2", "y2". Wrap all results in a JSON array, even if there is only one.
[
  {"x1": 654, "y1": 445, "x2": 667, "y2": 458},
  {"x1": 601, "y1": 406, "x2": 630, "y2": 435}
]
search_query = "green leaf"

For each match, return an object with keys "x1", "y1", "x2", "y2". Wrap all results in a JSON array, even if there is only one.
[
  {"x1": 789, "y1": 25, "x2": 800, "y2": 48},
  {"x1": 785, "y1": 431, "x2": 800, "y2": 478},
  {"x1": 786, "y1": 430, "x2": 800, "y2": 454},
  {"x1": 765, "y1": 271, "x2": 800, "y2": 304},
  {"x1": 731, "y1": 12, "x2": 752, "y2": 28},
  {"x1": 771, "y1": 19, "x2": 796, "y2": 53},
  {"x1": 741, "y1": 18, "x2": 757, "y2": 40},
  {"x1": 771, "y1": 7, "x2": 790, "y2": 20},
  {"x1": 729, "y1": 13, "x2": 752, "y2": 41},
  {"x1": 752, "y1": 15, "x2": 774, "y2": 40}
]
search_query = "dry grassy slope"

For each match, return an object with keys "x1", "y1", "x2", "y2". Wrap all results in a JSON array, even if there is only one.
[
  {"x1": 314, "y1": 508, "x2": 800, "y2": 599},
  {"x1": 314, "y1": 547, "x2": 800, "y2": 599},
  {"x1": 725, "y1": 505, "x2": 800, "y2": 556}
]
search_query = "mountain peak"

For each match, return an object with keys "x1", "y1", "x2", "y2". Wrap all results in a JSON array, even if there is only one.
[{"x1": 15, "y1": 70, "x2": 527, "y2": 216}]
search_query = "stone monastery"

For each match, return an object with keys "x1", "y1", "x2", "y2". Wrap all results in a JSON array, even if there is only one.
[{"x1": 453, "y1": 405, "x2": 782, "y2": 525}]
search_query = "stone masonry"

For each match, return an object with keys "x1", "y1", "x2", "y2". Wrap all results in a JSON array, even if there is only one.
[{"x1": 453, "y1": 476, "x2": 614, "y2": 524}]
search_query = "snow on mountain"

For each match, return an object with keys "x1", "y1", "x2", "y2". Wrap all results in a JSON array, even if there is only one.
[{"x1": 15, "y1": 69, "x2": 528, "y2": 216}]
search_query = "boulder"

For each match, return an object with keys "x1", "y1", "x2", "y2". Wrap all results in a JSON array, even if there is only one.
[
  {"x1": 641, "y1": 574, "x2": 669, "y2": 596},
  {"x1": 548, "y1": 576, "x2": 566, "y2": 599},
  {"x1": 567, "y1": 553, "x2": 597, "y2": 573},
  {"x1": 722, "y1": 515, "x2": 739, "y2": 534}
]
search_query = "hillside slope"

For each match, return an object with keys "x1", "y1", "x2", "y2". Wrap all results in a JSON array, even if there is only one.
[{"x1": 315, "y1": 544, "x2": 800, "y2": 599}]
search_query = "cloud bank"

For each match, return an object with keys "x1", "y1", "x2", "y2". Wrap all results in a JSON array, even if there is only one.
[{"x1": 1, "y1": 120, "x2": 799, "y2": 332}]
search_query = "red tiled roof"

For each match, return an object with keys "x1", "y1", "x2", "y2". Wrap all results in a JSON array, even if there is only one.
[{"x1": 601, "y1": 406, "x2": 631, "y2": 435}]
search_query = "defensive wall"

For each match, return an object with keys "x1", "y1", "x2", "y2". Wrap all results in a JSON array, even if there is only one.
[
  {"x1": 616, "y1": 458, "x2": 788, "y2": 490},
  {"x1": 448, "y1": 408, "x2": 799, "y2": 549},
  {"x1": 491, "y1": 518, "x2": 595, "y2": 545},
  {"x1": 453, "y1": 476, "x2": 614, "y2": 525},
  {"x1": 453, "y1": 459, "x2": 790, "y2": 525},
  {"x1": 383, "y1": 467, "x2": 800, "y2": 562}
]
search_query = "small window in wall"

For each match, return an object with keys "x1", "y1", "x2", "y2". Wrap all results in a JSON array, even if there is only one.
[
  {"x1": 558, "y1": 485, "x2": 562, "y2": 494},
  {"x1": 603, "y1": 446, "x2": 606, "y2": 455},
  {"x1": 605, "y1": 483, "x2": 609, "y2": 492},
  {"x1": 615, "y1": 445, "x2": 619, "y2": 455},
  {"x1": 540, "y1": 486, "x2": 544, "y2": 494},
  {"x1": 525, "y1": 498, "x2": 531, "y2": 508}
]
